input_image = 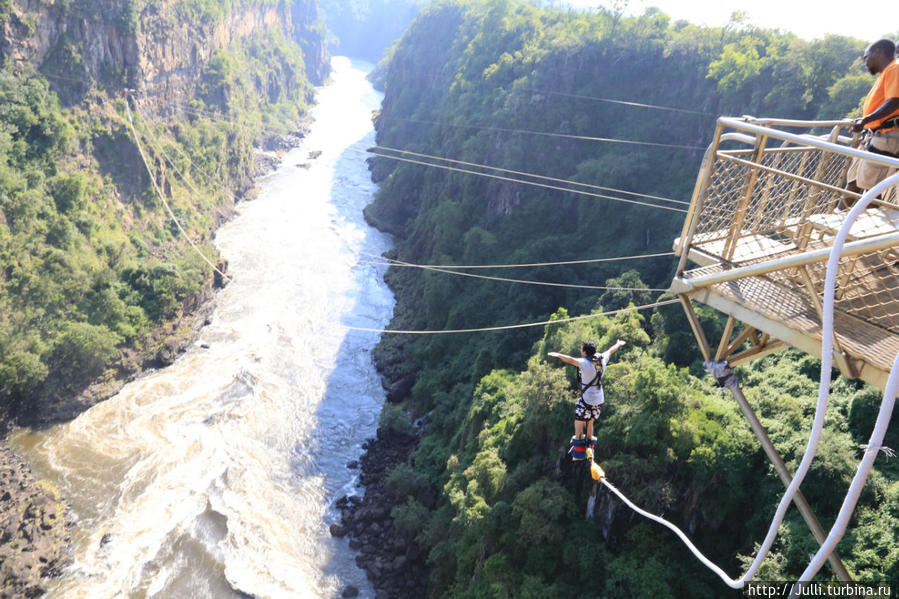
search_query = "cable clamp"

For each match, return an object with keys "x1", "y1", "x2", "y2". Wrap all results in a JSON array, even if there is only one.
[{"x1": 704, "y1": 361, "x2": 739, "y2": 390}]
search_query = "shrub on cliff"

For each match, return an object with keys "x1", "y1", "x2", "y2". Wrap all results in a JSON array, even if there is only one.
[
  {"x1": 379, "y1": 402, "x2": 416, "y2": 438},
  {"x1": 0, "y1": 351, "x2": 48, "y2": 406},
  {"x1": 48, "y1": 322, "x2": 121, "y2": 386}
]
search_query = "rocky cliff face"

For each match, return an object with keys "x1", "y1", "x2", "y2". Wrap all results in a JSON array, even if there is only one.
[{"x1": 0, "y1": 0, "x2": 328, "y2": 113}]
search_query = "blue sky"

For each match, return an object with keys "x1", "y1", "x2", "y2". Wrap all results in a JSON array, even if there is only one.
[{"x1": 564, "y1": 0, "x2": 898, "y2": 43}]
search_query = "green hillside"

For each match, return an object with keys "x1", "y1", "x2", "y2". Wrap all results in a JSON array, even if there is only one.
[
  {"x1": 365, "y1": 1, "x2": 897, "y2": 595},
  {"x1": 0, "y1": 2, "x2": 325, "y2": 421}
]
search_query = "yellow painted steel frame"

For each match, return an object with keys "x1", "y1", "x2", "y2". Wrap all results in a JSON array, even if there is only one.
[
  {"x1": 666, "y1": 115, "x2": 899, "y2": 582},
  {"x1": 672, "y1": 116, "x2": 899, "y2": 390}
]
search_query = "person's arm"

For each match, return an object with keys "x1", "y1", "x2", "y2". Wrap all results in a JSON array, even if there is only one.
[
  {"x1": 601, "y1": 339, "x2": 626, "y2": 361},
  {"x1": 853, "y1": 97, "x2": 899, "y2": 132},
  {"x1": 547, "y1": 352, "x2": 580, "y2": 367}
]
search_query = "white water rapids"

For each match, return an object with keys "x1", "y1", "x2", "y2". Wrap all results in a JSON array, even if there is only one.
[{"x1": 10, "y1": 57, "x2": 392, "y2": 598}]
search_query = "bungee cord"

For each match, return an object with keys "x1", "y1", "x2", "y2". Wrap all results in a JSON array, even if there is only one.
[
  {"x1": 792, "y1": 172, "x2": 899, "y2": 588},
  {"x1": 594, "y1": 173, "x2": 899, "y2": 591},
  {"x1": 600, "y1": 479, "x2": 740, "y2": 585},
  {"x1": 735, "y1": 178, "x2": 898, "y2": 587}
]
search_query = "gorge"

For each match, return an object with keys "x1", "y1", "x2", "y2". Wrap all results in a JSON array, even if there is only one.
[{"x1": 1, "y1": 1, "x2": 898, "y2": 598}]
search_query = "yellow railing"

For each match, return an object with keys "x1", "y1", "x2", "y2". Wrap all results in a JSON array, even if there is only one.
[{"x1": 672, "y1": 117, "x2": 899, "y2": 373}]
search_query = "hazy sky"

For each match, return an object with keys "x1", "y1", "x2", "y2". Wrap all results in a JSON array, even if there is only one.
[{"x1": 564, "y1": 0, "x2": 898, "y2": 43}]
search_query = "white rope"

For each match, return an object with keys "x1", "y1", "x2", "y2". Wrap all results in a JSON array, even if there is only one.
[
  {"x1": 124, "y1": 97, "x2": 232, "y2": 282},
  {"x1": 601, "y1": 479, "x2": 741, "y2": 588},
  {"x1": 344, "y1": 298, "x2": 678, "y2": 335},
  {"x1": 599, "y1": 172, "x2": 899, "y2": 590},
  {"x1": 793, "y1": 172, "x2": 899, "y2": 587}
]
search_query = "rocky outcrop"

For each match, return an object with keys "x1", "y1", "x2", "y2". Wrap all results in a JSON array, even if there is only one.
[
  {"x1": 0, "y1": 446, "x2": 69, "y2": 599},
  {"x1": 290, "y1": 0, "x2": 328, "y2": 84},
  {"x1": 332, "y1": 428, "x2": 430, "y2": 599},
  {"x1": 0, "y1": 0, "x2": 329, "y2": 112},
  {"x1": 133, "y1": 0, "x2": 327, "y2": 117}
]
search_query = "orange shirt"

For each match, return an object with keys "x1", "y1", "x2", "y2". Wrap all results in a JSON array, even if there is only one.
[{"x1": 864, "y1": 58, "x2": 899, "y2": 130}]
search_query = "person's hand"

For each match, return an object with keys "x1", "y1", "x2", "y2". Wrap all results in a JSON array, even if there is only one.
[
  {"x1": 616, "y1": 339, "x2": 626, "y2": 347},
  {"x1": 852, "y1": 117, "x2": 866, "y2": 133}
]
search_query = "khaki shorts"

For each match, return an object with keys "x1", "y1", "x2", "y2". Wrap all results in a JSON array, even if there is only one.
[{"x1": 847, "y1": 133, "x2": 899, "y2": 190}]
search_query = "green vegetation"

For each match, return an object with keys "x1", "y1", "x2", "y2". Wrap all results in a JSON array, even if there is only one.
[
  {"x1": 198, "y1": 28, "x2": 315, "y2": 135},
  {"x1": 367, "y1": 0, "x2": 871, "y2": 419},
  {"x1": 0, "y1": 62, "x2": 218, "y2": 410},
  {"x1": 0, "y1": 5, "x2": 322, "y2": 417},
  {"x1": 175, "y1": 0, "x2": 283, "y2": 26},
  {"x1": 365, "y1": 0, "x2": 896, "y2": 594},
  {"x1": 390, "y1": 305, "x2": 899, "y2": 596}
]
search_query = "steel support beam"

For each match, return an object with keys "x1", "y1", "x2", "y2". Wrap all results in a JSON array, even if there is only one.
[{"x1": 705, "y1": 362, "x2": 852, "y2": 582}]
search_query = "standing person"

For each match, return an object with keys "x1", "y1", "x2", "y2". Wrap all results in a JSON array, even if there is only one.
[
  {"x1": 548, "y1": 339, "x2": 625, "y2": 459},
  {"x1": 841, "y1": 39, "x2": 899, "y2": 209}
]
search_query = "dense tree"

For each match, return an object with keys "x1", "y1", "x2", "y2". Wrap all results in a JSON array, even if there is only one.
[
  {"x1": 365, "y1": 1, "x2": 893, "y2": 595},
  {"x1": 0, "y1": 4, "x2": 323, "y2": 417}
]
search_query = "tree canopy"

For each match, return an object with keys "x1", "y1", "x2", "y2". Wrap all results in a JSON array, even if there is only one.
[{"x1": 365, "y1": 1, "x2": 894, "y2": 594}]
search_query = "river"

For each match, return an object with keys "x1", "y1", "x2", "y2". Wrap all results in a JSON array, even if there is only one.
[{"x1": 10, "y1": 57, "x2": 392, "y2": 599}]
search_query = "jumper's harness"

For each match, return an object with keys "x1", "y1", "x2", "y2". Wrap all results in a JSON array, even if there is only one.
[{"x1": 578, "y1": 355, "x2": 604, "y2": 401}]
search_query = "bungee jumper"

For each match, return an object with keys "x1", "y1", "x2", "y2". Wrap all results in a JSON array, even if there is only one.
[{"x1": 548, "y1": 339, "x2": 625, "y2": 479}]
